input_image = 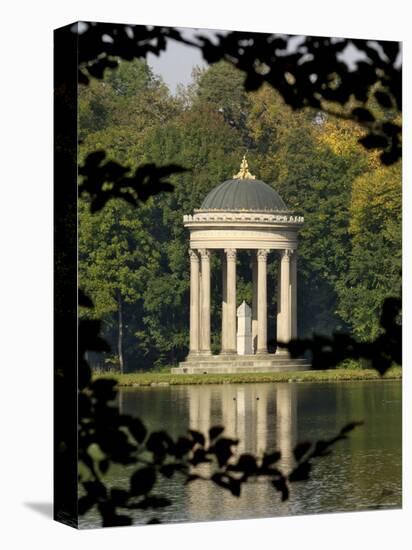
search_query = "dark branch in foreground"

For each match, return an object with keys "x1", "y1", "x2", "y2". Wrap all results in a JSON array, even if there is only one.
[
  {"x1": 76, "y1": 22, "x2": 401, "y2": 164},
  {"x1": 79, "y1": 151, "x2": 187, "y2": 212},
  {"x1": 73, "y1": 23, "x2": 401, "y2": 525},
  {"x1": 275, "y1": 296, "x2": 401, "y2": 375},
  {"x1": 79, "y1": 290, "x2": 364, "y2": 526}
]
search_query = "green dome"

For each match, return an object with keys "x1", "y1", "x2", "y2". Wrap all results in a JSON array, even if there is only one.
[{"x1": 200, "y1": 178, "x2": 288, "y2": 212}]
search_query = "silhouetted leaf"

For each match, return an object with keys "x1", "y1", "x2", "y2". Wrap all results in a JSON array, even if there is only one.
[
  {"x1": 228, "y1": 453, "x2": 257, "y2": 475},
  {"x1": 352, "y1": 107, "x2": 375, "y2": 123},
  {"x1": 289, "y1": 461, "x2": 312, "y2": 482},
  {"x1": 110, "y1": 488, "x2": 129, "y2": 506},
  {"x1": 190, "y1": 448, "x2": 210, "y2": 466},
  {"x1": 99, "y1": 458, "x2": 110, "y2": 474},
  {"x1": 124, "y1": 417, "x2": 147, "y2": 444},
  {"x1": 311, "y1": 439, "x2": 333, "y2": 458},
  {"x1": 83, "y1": 480, "x2": 107, "y2": 500},
  {"x1": 374, "y1": 90, "x2": 393, "y2": 108},
  {"x1": 382, "y1": 122, "x2": 400, "y2": 136},
  {"x1": 211, "y1": 473, "x2": 241, "y2": 497},
  {"x1": 359, "y1": 134, "x2": 388, "y2": 149},
  {"x1": 78, "y1": 495, "x2": 96, "y2": 515},
  {"x1": 79, "y1": 289, "x2": 94, "y2": 308},
  {"x1": 189, "y1": 429, "x2": 205, "y2": 446},
  {"x1": 90, "y1": 379, "x2": 118, "y2": 403},
  {"x1": 262, "y1": 451, "x2": 281, "y2": 468},
  {"x1": 209, "y1": 426, "x2": 224, "y2": 441},
  {"x1": 79, "y1": 151, "x2": 186, "y2": 213},
  {"x1": 79, "y1": 319, "x2": 110, "y2": 354},
  {"x1": 130, "y1": 467, "x2": 156, "y2": 496},
  {"x1": 174, "y1": 436, "x2": 195, "y2": 458},
  {"x1": 272, "y1": 477, "x2": 289, "y2": 501},
  {"x1": 211, "y1": 437, "x2": 238, "y2": 467},
  {"x1": 146, "y1": 431, "x2": 173, "y2": 459},
  {"x1": 293, "y1": 442, "x2": 312, "y2": 462}
]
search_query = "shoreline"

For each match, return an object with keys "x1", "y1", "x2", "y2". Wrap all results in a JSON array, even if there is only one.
[{"x1": 92, "y1": 367, "x2": 402, "y2": 387}]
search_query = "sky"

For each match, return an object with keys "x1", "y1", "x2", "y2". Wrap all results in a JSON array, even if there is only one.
[
  {"x1": 147, "y1": 26, "x2": 371, "y2": 94},
  {"x1": 147, "y1": 27, "x2": 210, "y2": 92}
]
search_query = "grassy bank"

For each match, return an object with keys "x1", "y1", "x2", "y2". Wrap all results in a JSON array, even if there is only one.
[{"x1": 93, "y1": 366, "x2": 402, "y2": 387}]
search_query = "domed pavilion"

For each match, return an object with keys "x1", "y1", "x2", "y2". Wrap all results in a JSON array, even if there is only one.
[{"x1": 172, "y1": 156, "x2": 310, "y2": 374}]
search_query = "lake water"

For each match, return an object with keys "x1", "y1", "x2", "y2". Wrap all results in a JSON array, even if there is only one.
[{"x1": 80, "y1": 380, "x2": 402, "y2": 528}]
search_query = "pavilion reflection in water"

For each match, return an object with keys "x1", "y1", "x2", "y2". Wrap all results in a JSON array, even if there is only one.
[
  {"x1": 186, "y1": 383, "x2": 297, "y2": 520},
  {"x1": 113, "y1": 380, "x2": 401, "y2": 525}
]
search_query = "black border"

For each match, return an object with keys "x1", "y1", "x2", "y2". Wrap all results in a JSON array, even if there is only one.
[{"x1": 54, "y1": 22, "x2": 79, "y2": 528}]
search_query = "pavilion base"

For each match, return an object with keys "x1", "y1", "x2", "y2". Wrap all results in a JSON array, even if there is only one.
[{"x1": 171, "y1": 353, "x2": 311, "y2": 374}]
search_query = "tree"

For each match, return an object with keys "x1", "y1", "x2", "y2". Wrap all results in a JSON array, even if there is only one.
[
  {"x1": 63, "y1": 22, "x2": 402, "y2": 528},
  {"x1": 76, "y1": 23, "x2": 401, "y2": 164},
  {"x1": 336, "y1": 161, "x2": 401, "y2": 341},
  {"x1": 194, "y1": 61, "x2": 252, "y2": 140},
  {"x1": 245, "y1": 85, "x2": 370, "y2": 336},
  {"x1": 79, "y1": 56, "x2": 401, "y2": 367},
  {"x1": 79, "y1": 199, "x2": 160, "y2": 372},
  {"x1": 134, "y1": 100, "x2": 245, "y2": 362}
]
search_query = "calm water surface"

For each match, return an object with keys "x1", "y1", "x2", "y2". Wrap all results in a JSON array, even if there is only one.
[{"x1": 80, "y1": 380, "x2": 401, "y2": 527}]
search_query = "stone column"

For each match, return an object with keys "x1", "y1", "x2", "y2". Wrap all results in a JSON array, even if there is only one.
[
  {"x1": 256, "y1": 388, "x2": 267, "y2": 454},
  {"x1": 199, "y1": 249, "x2": 211, "y2": 355},
  {"x1": 189, "y1": 249, "x2": 200, "y2": 355},
  {"x1": 257, "y1": 249, "x2": 269, "y2": 355},
  {"x1": 221, "y1": 252, "x2": 227, "y2": 353},
  {"x1": 277, "y1": 249, "x2": 292, "y2": 354},
  {"x1": 276, "y1": 383, "x2": 297, "y2": 474},
  {"x1": 198, "y1": 269, "x2": 202, "y2": 346},
  {"x1": 225, "y1": 248, "x2": 237, "y2": 354},
  {"x1": 276, "y1": 257, "x2": 281, "y2": 343},
  {"x1": 251, "y1": 252, "x2": 258, "y2": 354},
  {"x1": 291, "y1": 251, "x2": 298, "y2": 339}
]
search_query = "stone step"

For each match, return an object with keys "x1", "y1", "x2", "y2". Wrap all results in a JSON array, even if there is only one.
[
  {"x1": 182, "y1": 361, "x2": 256, "y2": 368},
  {"x1": 184, "y1": 354, "x2": 307, "y2": 363},
  {"x1": 181, "y1": 361, "x2": 309, "y2": 368},
  {"x1": 172, "y1": 363, "x2": 310, "y2": 374},
  {"x1": 174, "y1": 352, "x2": 311, "y2": 374},
  {"x1": 180, "y1": 360, "x2": 308, "y2": 368}
]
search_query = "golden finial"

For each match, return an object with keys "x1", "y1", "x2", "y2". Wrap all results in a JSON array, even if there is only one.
[{"x1": 233, "y1": 155, "x2": 256, "y2": 180}]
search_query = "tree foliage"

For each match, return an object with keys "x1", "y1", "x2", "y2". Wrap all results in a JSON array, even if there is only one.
[
  {"x1": 76, "y1": 22, "x2": 401, "y2": 165},
  {"x1": 336, "y1": 162, "x2": 401, "y2": 340},
  {"x1": 78, "y1": 57, "x2": 401, "y2": 370},
  {"x1": 71, "y1": 23, "x2": 402, "y2": 528}
]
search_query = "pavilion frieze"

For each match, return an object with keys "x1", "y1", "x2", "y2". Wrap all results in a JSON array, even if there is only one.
[{"x1": 184, "y1": 211, "x2": 304, "y2": 225}]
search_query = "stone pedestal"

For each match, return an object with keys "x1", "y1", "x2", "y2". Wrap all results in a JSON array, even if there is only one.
[
  {"x1": 251, "y1": 253, "x2": 258, "y2": 354},
  {"x1": 237, "y1": 301, "x2": 253, "y2": 355},
  {"x1": 277, "y1": 249, "x2": 293, "y2": 355}
]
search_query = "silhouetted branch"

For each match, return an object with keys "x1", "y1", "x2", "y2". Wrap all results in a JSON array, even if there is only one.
[
  {"x1": 73, "y1": 21, "x2": 401, "y2": 527},
  {"x1": 78, "y1": 333, "x2": 363, "y2": 526},
  {"x1": 79, "y1": 150, "x2": 187, "y2": 212},
  {"x1": 275, "y1": 296, "x2": 401, "y2": 375},
  {"x1": 75, "y1": 22, "x2": 401, "y2": 164}
]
